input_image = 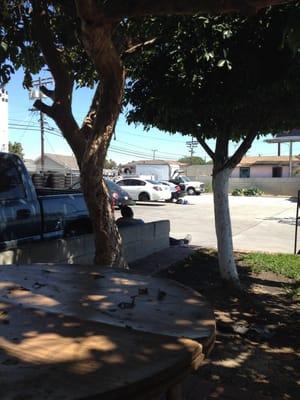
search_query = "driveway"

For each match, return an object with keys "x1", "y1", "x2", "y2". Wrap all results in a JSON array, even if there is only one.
[{"x1": 116, "y1": 194, "x2": 298, "y2": 254}]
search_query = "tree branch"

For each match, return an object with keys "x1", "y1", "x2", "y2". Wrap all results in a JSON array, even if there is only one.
[
  {"x1": 32, "y1": 0, "x2": 72, "y2": 105},
  {"x1": 31, "y1": 0, "x2": 86, "y2": 163},
  {"x1": 124, "y1": 37, "x2": 157, "y2": 55},
  {"x1": 101, "y1": 0, "x2": 291, "y2": 20},
  {"x1": 224, "y1": 129, "x2": 258, "y2": 170},
  {"x1": 80, "y1": 83, "x2": 101, "y2": 138},
  {"x1": 33, "y1": 99, "x2": 54, "y2": 117},
  {"x1": 75, "y1": 0, "x2": 125, "y2": 140},
  {"x1": 197, "y1": 136, "x2": 216, "y2": 161},
  {"x1": 40, "y1": 85, "x2": 55, "y2": 100}
]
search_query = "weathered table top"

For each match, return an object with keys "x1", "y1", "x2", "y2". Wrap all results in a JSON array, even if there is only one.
[{"x1": 0, "y1": 264, "x2": 215, "y2": 400}]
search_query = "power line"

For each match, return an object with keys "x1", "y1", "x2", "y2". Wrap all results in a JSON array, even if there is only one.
[
  {"x1": 9, "y1": 122, "x2": 180, "y2": 160},
  {"x1": 115, "y1": 139, "x2": 186, "y2": 158},
  {"x1": 117, "y1": 128, "x2": 188, "y2": 144},
  {"x1": 44, "y1": 133, "x2": 57, "y2": 154},
  {"x1": 9, "y1": 125, "x2": 64, "y2": 137}
]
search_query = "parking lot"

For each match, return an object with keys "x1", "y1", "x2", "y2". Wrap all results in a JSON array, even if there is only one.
[{"x1": 115, "y1": 194, "x2": 298, "y2": 254}]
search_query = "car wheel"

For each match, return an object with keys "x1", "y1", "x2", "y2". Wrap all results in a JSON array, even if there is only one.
[
  {"x1": 187, "y1": 187, "x2": 195, "y2": 195},
  {"x1": 138, "y1": 192, "x2": 150, "y2": 201}
]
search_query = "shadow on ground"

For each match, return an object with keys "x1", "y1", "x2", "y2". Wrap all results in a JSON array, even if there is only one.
[{"x1": 158, "y1": 249, "x2": 300, "y2": 400}]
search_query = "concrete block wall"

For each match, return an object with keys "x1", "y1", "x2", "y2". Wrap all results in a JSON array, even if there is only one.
[
  {"x1": 120, "y1": 220, "x2": 170, "y2": 263},
  {"x1": 186, "y1": 174, "x2": 300, "y2": 196},
  {"x1": 0, "y1": 220, "x2": 170, "y2": 265}
]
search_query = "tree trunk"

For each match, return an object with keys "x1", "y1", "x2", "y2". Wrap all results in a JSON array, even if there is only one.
[
  {"x1": 75, "y1": 2, "x2": 126, "y2": 266},
  {"x1": 79, "y1": 58, "x2": 125, "y2": 267},
  {"x1": 212, "y1": 168, "x2": 240, "y2": 286},
  {"x1": 81, "y1": 168, "x2": 123, "y2": 266}
]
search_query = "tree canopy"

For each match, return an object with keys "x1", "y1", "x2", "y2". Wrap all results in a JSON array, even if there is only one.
[
  {"x1": 8, "y1": 141, "x2": 24, "y2": 159},
  {"x1": 104, "y1": 158, "x2": 117, "y2": 169},
  {"x1": 125, "y1": 4, "x2": 300, "y2": 150},
  {"x1": 178, "y1": 156, "x2": 206, "y2": 165},
  {"x1": 123, "y1": 2, "x2": 300, "y2": 284}
]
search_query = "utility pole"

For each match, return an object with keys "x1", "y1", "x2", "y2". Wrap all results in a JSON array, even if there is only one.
[
  {"x1": 29, "y1": 77, "x2": 53, "y2": 171},
  {"x1": 38, "y1": 78, "x2": 45, "y2": 170},
  {"x1": 186, "y1": 137, "x2": 198, "y2": 164},
  {"x1": 152, "y1": 149, "x2": 158, "y2": 160}
]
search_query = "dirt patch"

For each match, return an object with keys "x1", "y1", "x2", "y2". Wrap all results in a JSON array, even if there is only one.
[{"x1": 158, "y1": 250, "x2": 300, "y2": 400}]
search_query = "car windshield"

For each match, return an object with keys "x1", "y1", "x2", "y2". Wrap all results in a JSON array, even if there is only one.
[
  {"x1": 180, "y1": 176, "x2": 191, "y2": 182},
  {"x1": 146, "y1": 180, "x2": 160, "y2": 185}
]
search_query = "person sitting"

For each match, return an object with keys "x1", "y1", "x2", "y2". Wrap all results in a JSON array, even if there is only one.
[
  {"x1": 116, "y1": 206, "x2": 191, "y2": 246},
  {"x1": 116, "y1": 205, "x2": 145, "y2": 228}
]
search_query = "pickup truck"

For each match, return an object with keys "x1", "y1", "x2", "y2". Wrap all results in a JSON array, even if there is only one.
[
  {"x1": 0, "y1": 152, "x2": 91, "y2": 251},
  {"x1": 169, "y1": 175, "x2": 205, "y2": 195}
]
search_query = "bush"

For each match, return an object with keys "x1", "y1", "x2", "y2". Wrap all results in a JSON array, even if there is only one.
[
  {"x1": 244, "y1": 187, "x2": 263, "y2": 196},
  {"x1": 231, "y1": 188, "x2": 244, "y2": 196},
  {"x1": 231, "y1": 187, "x2": 263, "y2": 196}
]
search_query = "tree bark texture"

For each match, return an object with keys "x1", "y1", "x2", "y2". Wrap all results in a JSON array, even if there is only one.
[
  {"x1": 76, "y1": 1, "x2": 125, "y2": 265},
  {"x1": 212, "y1": 168, "x2": 240, "y2": 286}
]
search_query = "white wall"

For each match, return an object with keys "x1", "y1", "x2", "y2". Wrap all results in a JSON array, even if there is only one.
[
  {"x1": 231, "y1": 165, "x2": 290, "y2": 178},
  {"x1": 136, "y1": 164, "x2": 170, "y2": 180},
  {"x1": 0, "y1": 87, "x2": 8, "y2": 152},
  {"x1": 191, "y1": 175, "x2": 300, "y2": 196}
]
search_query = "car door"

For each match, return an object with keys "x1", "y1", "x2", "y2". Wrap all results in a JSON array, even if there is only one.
[
  {"x1": 117, "y1": 179, "x2": 137, "y2": 200},
  {"x1": 128, "y1": 179, "x2": 146, "y2": 200}
]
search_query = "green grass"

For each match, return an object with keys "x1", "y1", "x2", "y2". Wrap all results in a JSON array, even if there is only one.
[{"x1": 240, "y1": 252, "x2": 300, "y2": 281}]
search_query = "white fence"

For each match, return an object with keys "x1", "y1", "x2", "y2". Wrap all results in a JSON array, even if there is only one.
[{"x1": 188, "y1": 174, "x2": 300, "y2": 196}]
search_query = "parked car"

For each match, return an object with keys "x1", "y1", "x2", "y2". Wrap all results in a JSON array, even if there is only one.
[
  {"x1": 70, "y1": 179, "x2": 134, "y2": 209},
  {"x1": 116, "y1": 178, "x2": 172, "y2": 202},
  {"x1": 160, "y1": 181, "x2": 185, "y2": 203},
  {"x1": 169, "y1": 175, "x2": 205, "y2": 195}
]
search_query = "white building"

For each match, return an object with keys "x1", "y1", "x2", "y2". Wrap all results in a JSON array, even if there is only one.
[{"x1": 0, "y1": 86, "x2": 8, "y2": 152}]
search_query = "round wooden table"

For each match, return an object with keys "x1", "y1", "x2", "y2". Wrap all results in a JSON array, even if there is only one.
[{"x1": 0, "y1": 264, "x2": 215, "y2": 400}]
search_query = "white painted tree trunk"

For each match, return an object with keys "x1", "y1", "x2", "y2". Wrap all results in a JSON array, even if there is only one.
[{"x1": 213, "y1": 168, "x2": 240, "y2": 286}]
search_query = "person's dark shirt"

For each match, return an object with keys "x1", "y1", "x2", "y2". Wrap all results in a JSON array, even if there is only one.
[{"x1": 116, "y1": 217, "x2": 145, "y2": 228}]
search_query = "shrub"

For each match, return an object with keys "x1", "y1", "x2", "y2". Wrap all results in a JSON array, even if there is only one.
[
  {"x1": 231, "y1": 188, "x2": 245, "y2": 196},
  {"x1": 231, "y1": 187, "x2": 263, "y2": 196},
  {"x1": 244, "y1": 187, "x2": 263, "y2": 196}
]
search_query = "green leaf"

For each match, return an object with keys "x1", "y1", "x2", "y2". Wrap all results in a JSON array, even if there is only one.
[{"x1": 0, "y1": 42, "x2": 8, "y2": 52}]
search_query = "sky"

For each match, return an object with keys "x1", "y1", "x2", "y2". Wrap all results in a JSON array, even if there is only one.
[{"x1": 5, "y1": 68, "x2": 300, "y2": 165}]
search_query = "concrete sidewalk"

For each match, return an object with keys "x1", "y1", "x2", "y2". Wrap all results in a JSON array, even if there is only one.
[{"x1": 120, "y1": 195, "x2": 298, "y2": 254}]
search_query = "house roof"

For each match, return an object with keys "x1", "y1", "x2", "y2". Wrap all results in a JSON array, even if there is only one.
[
  {"x1": 132, "y1": 159, "x2": 180, "y2": 166},
  {"x1": 35, "y1": 153, "x2": 79, "y2": 170},
  {"x1": 24, "y1": 159, "x2": 36, "y2": 172},
  {"x1": 238, "y1": 156, "x2": 300, "y2": 166}
]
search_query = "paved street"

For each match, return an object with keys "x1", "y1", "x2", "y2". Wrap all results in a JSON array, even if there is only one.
[{"x1": 115, "y1": 194, "x2": 298, "y2": 254}]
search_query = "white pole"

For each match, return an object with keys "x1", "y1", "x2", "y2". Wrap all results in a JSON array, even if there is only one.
[{"x1": 289, "y1": 141, "x2": 293, "y2": 177}]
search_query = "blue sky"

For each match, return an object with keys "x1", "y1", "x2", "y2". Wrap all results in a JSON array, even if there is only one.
[{"x1": 6, "y1": 68, "x2": 300, "y2": 164}]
